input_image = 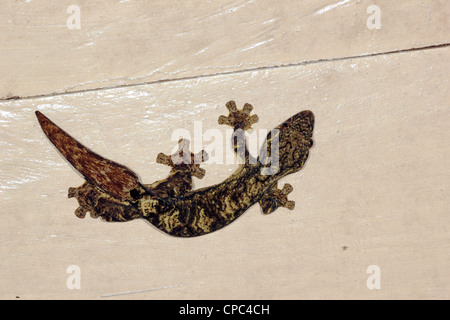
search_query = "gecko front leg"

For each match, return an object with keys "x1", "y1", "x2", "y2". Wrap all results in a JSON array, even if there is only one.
[
  {"x1": 259, "y1": 182, "x2": 295, "y2": 214},
  {"x1": 218, "y1": 101, "x2": 259, "y2": 164}
]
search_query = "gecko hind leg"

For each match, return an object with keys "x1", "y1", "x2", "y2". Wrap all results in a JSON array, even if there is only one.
[
  {"x1": 259, "y1": 182, "x2": 295, "y2": 214},
  {"x1": 68, "y1": 182, "x2": 142, "y2": 221},
  {"x1": 156, "y1": 138, "x2": 208, "y2": 179},
  {"x1": 152, "y1": 138, "x2": 208, "y2": 197},
  {"x1": 68, "y1": 183, "x2": 99, "y2": 219}
]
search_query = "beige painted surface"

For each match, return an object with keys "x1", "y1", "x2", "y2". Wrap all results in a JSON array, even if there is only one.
[
  {"x1": 0, "y1": 1, "x2": 449, "y2": 300},
  {"x1": 1, "y1": 0, "x2": 449, "y2": 99}
]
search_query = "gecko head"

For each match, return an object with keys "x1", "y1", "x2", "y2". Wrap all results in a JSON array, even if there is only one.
[
  {"x1": 299, "y1": 110, "x2": 314, "y2": 145},
  {"x1": 287, "y1": 110, "x2": 314, "y2": 148}
]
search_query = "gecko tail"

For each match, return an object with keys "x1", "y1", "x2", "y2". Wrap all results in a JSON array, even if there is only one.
[{"x1": 35, "y1": 111, "x2": 145, "y2": 202}]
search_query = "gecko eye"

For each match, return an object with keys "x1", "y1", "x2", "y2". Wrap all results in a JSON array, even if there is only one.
[{"x1": 130, "y1": 188, "x2": 140, "y2": 200}]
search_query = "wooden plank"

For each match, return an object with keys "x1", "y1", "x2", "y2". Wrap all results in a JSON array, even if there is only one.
[
  {"x1": 1, "y1": 0, "x2": 449, "y2": 99},
  {"x1": 1, "y1": 46, "x2": 449, "y2": 299}
]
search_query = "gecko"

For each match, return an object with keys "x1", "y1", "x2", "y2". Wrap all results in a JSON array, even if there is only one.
[{"x1": 35, "y1": 101, "x2": 314, "y2": 237}]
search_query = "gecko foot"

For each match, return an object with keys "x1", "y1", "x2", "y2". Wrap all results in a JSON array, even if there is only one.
[
  {"x1": 156, "y1": 138, "x2": 209, "y2": 179},
  {"x1": 68, "y1": 184, "x2": 99, "y2": 218},
  {"x1": 69, "y1": 186, "x2": 88, "y2": 218},
  {"x1": 218, "y1": 101, "x2": 259, "y2": 131},
  {"x1": 259, "y1": 182, "x2": 295, "y2": 214}
]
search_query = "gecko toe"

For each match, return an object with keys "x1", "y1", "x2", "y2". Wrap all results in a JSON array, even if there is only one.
[
  {"x1": 226, "y1": 100, "x2": 237, "y2": 112},
  {"x1": 68, "y1": 187, "x2": 77, "y2": 198},
  {"x1": 282, "y1": 183, "x2": 293, "y2": 195},
  {"x1": 74, "y1": 206, "x2": 88, "y2": 219},
  {"x1": 243, "y1": 103, "x2": 253, "y2": 114},
  {"x1": 218, "y1": 115, "x2": 230, "y2": 126},
  {"x1": 156, "y1": 152, "x2": 173, "y2": 166}
]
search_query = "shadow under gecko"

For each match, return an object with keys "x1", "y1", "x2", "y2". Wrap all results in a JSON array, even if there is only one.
[{"x1": 36, "y1": 101, "x2": 314, "y2": 237}]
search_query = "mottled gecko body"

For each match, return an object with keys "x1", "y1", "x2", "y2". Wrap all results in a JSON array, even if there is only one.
[{"x1": 36, "y1": 101, "x2": 314, "y2": 237}]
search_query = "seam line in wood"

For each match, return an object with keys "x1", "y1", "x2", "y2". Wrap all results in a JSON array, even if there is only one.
[{"x1": 2, "y1": 43, "x2": 449, "y2": 102}]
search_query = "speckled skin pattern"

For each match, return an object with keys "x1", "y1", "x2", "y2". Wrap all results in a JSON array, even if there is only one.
[{"x1": 36, "y1": 101, "x2": 314, "y2": 237}]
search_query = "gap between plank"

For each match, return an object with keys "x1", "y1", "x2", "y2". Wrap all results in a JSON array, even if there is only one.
[
  {"x1": 2, "y1": 43, "x2": 449, "y2": 102},
  {"x1": 100, "y1": 284, "x2": 182, "y2": 298}
]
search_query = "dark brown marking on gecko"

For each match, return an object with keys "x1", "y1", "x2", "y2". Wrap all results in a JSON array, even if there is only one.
[{"x1": 35, "y1": 101, "x2": 314, "y2": 237}]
